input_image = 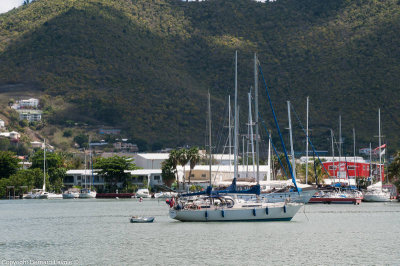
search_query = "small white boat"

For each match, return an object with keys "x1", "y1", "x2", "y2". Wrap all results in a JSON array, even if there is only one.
[
  {"x1": 23, "y1": 189, "x2": 43, "y2": 199},
  {"x1": 79, "y1": 189, "x2": 96, "y2": 199},
  {"x1": 136, "y1": 189, "x2": 151, "y2": 198},
  {"x1": 62, "y1": 189, "x2": 80, "y2": 199},
  {"x1": 130, "y1": 216, "x2": 155, "y2": 223}
]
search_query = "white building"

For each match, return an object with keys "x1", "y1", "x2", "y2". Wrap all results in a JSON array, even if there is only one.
[
  {"x1": 126, "y1": 169, "x2": 163, "y2": 188},
  {"x1": 0, "y1": 119, "x2": 5, "y2": 129},
  {"x1": 132, "y1": 153, "x2": 170, "y2": 169},
  {"x1": 64, "y1": 170, "x2": 100, "y2": 188},
  {"x1": 17, "y1": 110, "x2": 42, "y2": 122},
  {"x1": 18, "y1": 98, "x2": 39, "y2": 108},
  {"x1": 64, "y1": 169, "x2": 163, "y2": 189},
  {"x1": 18, "y1": 161, "x2": 32, "y2": 170},
  {"x1": 9, "y1": 131, "x2": 20, "y2": 141},
  {"x1": 30, "y1": 141, "x2": 44, "y2": 149},
  {"x1": 211, "y1": 153, "x2": 235, "y2": 165}
]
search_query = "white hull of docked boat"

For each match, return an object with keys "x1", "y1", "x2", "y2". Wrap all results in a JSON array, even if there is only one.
[
  {"x1": 136, "y1": 189, "x2": 151, "y2": 198},
  {"x1": 363, "y1": 192, "x2": 391, "y2": 202},
  {"x1": 169, "y1": 202, "x2": 302, "y2": 222},
  {"x1": 62, "y1": 192, "x2": 80, "y2": 199},
  {"x1": 79, "y1": 191, "x2": 97, "y2": 199},
  {"x1": 47, "y1": 193, "x2": 63, "y2": 199}
]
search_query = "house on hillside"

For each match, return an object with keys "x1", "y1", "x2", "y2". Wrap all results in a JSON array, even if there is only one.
[
  {"x1": 113, "y1": 141, "x2": 138, "y2": 153},
  {"x1": 17, "y1": 110, "x2": 42, "y2": 122},
  {"x1": 0, "y1": 119, "x2": 5, "y2": 129},
  {"x1": 12, "y1": 98, "x2": 39, "y2": 109},
  {"x1": 30, "y1": 141, "x2": 44, "y2": 149}
]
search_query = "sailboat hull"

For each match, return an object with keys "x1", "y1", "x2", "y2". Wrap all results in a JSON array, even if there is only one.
[
  {"x1": 79, "y1": 192, "x2": 97, "y2": 198},
  {"x1": 169, "y1": 203, "x2": 302, "y2": 222},
  {"x1": 363, "y1": 192, "x2": 391, "y2": 202}
]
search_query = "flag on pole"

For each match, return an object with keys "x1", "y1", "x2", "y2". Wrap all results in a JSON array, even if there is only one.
[{"x1": 373, "y1": 144, "x2": 386, "y2": 151}]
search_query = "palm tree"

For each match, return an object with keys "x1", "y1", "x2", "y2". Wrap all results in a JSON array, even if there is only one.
[
  {"x1": 168, "y1": 149, "x2": 179, "y2": 181},
  {"x1": 177, "y1": 149, "x2": 189, "y2": 190},
  {"x1": 299, "y1": 159, "x2": 327, "y2": 185},
  {"x1": 187, "y1": 147, "x2": 200, "y2": 185}
]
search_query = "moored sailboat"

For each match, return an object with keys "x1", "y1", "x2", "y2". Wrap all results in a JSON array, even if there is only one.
[
  {"x1": 169, "y1": 52, "x2": 303, "y2": 222},
  {"x1": 363, "y1": 109, "x2": 391, "y2": 202}
]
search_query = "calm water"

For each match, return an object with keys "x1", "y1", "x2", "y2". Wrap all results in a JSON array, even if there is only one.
[{"x1": 1, "y1": 199, "x2": 400, "y2": 265}]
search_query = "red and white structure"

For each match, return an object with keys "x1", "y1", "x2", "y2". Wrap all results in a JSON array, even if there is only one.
[{"x1": 322, "y1": 160, "x2": 385, "y2": 185}]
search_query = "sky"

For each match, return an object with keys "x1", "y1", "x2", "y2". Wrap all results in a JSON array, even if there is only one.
[{"x1": 0, "y1": 0, "x2": 24, "y2": 14}]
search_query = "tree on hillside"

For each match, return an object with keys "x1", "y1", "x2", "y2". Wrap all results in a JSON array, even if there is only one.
[
  {"x1": 0, "y1": 151, "x2": 19, "y2": 179},
  {"x1": 187, "y1": 147, "x2": 200, "y2": 185},
  {"x1": 73, "y1": 134, "x2": 89, "y2": 149},
  {"x1": 94, "y1": 156, "x2": 136, "y2": 192}
]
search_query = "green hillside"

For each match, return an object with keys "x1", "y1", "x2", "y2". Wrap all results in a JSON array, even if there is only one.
[{"x1": 0, "y1": 0, "x2": 399, "y2": 153}]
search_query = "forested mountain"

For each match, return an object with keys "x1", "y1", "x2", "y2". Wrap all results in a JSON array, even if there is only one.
[{"x1": 0, "y1": 0, "x2": 399, "y2": 153}]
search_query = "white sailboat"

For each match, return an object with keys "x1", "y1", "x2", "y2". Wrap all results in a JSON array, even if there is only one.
[
  {"x1": 79, "y1": 149, "x2": 96, "y2": 198},
  {"x1": 38, "y1": 140, "x2": 62, "y2": 199},
  {"x1": 169, "y1": 196, "x2": 302, "y2": 222},
  {"x1": 169, "y1": 52, "x2": 303, "y2": 222},
  {"x1": 363, "y1": 109, "x2": 391, "y2": 202}
]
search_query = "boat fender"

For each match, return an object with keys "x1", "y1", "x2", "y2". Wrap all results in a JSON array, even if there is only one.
[
  {"x1": 197, "y1": 205, "x2": 201, "y2": 210},
  {"x1": 205, "y1": 211, "x2": 208, "y2": 218},
  {"x1": 253, "y1": 208, "x2": 256, "y2": 216},
  {"x1": 265, "y1": 207, "x2": 269, "y2": 215},
  {"x1": 221, "y1": 209, "x2": 225, "y2": 217},
  {"x1": 283, "y1": 205, "x2": 286, "y2": 213}
]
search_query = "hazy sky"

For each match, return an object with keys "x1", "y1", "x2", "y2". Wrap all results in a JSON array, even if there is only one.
[{"x1": 0, "y1": 0, "x2": 23, "y2": 14}]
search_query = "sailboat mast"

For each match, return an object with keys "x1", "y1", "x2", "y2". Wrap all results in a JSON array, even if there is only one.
[
  {"x1": 242, "y1": 135, "x2": 245, "y2": 171},
  {"x1": 208, "y1": 92, "x2": 212, "y2": 187},
  {"x1": 228, "y1": 95, "x2": 232, "y2": 170},
  {"x1": 378, "y1": 108, "x2": 382, "y2": 183},
  {"x1": 353, "y1": 128, "x2": 356, "y2": 183},
  {"x1": 234, "y1": 51, "x2": 239, "y2": 180},
  {"x1": 89, "y1": 135, "x2": 93, "y2": 190},
  {"x1": 43, "y1": 139, "x2": 46, "y2": 191},
  {"x1": 267, "y1": 132, "x2": 271, "y2": 182},
  {"x1": 331, "y1": 129, "x2": 335, "y2": 159},
  {"x1": 248, "y1": 91, "x2": 255, "y2": 180},
  {"x1": 369, "y1": 142, "x2": 372, "y2": 180},
  {"x1": 84, "y1": 148, "x2": 87, "y2": 189},
  {"x1": 287, "y1": 101, "x2": 296, "y2": 180},
  {"x1": 305, "y1": 96, "x2": 309, "y2": 184},
  {"x1": 254, "y1": 53, "x2": 260, "y2": 185},
  {"x1": 339, "y1": 115, "x2": 342, "y2": 178}
]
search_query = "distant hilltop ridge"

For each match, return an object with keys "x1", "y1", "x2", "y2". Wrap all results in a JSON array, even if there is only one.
[{"x1": 0, "y1": 0, "x2": 399, "y2": 152}]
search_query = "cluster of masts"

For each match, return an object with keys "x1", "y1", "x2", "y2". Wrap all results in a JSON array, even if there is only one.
[{"x1": 209, "y1": 51, "x2": 386, "y2": 187}]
